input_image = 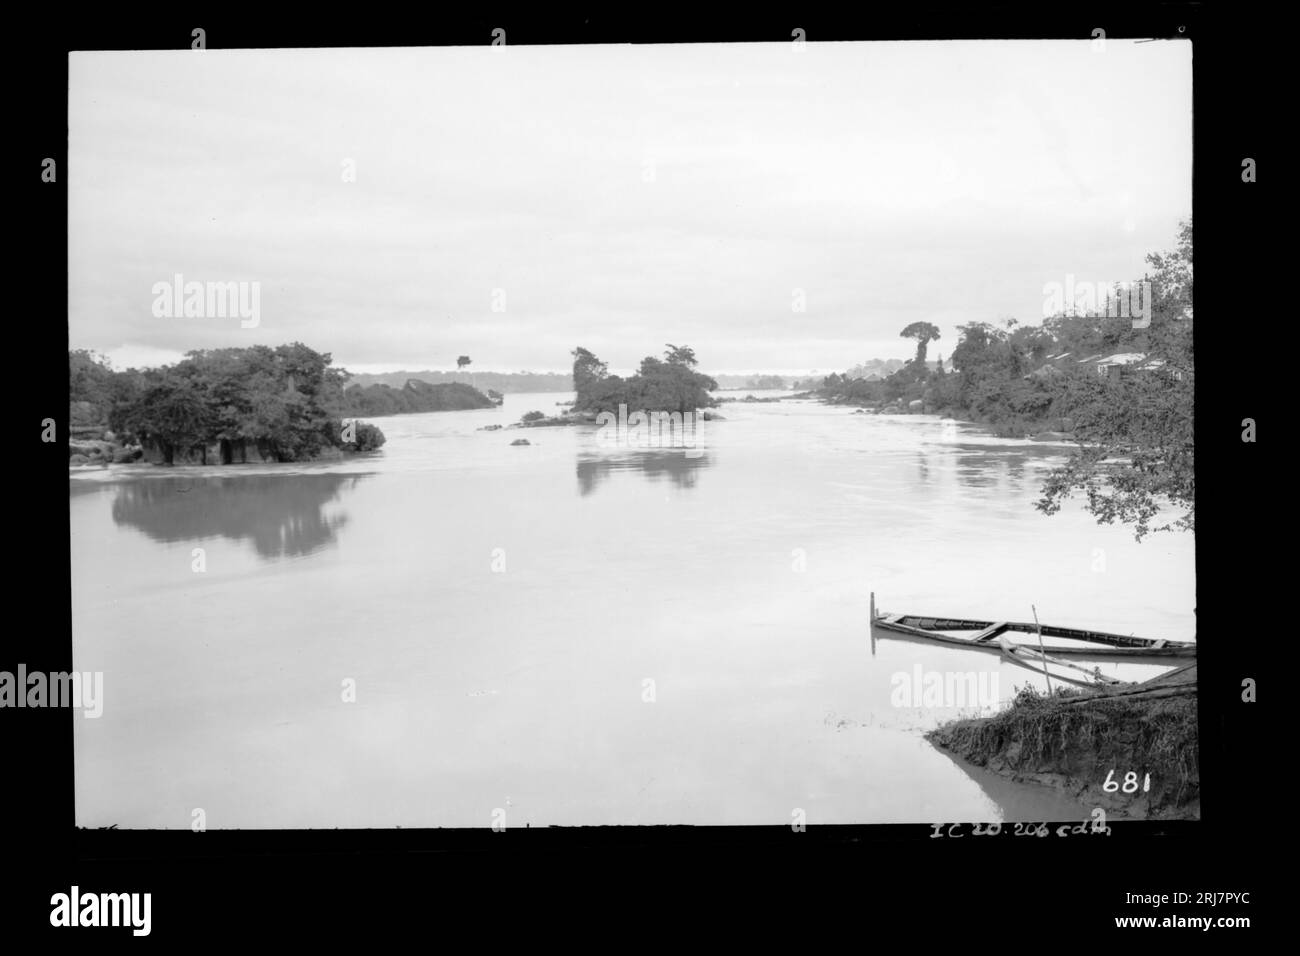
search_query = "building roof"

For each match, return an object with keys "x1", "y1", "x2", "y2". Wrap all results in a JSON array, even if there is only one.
[{"x1": 1077, "y1": 352, "x2": 1147, "y2": 367}]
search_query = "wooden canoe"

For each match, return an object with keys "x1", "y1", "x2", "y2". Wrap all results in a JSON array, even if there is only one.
[{"x1": 870, "y1": 606, "x2": 1195, "y2": 659}]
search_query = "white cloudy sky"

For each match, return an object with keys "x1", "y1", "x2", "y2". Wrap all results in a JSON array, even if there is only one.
[{"x1": 69, "y1": 41, "x2": 1191, "y2": 375}]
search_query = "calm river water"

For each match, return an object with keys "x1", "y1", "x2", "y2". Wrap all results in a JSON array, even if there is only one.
[{"x1": 70, "y1": 390, "x2": 1195, "y2": 827}]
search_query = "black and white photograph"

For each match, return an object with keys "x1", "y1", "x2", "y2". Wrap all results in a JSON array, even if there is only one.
[
  {"x1": 61, "y1": 37, "x2": 1199, "y2": 829},
  {"x1": 6, "y1": 8, "x2": 1272, "y2": 940}
]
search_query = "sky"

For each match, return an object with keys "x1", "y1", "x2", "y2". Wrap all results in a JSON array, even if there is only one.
[{"x1": 69, "y1": 40, "x2": 1192, "y2": 376}]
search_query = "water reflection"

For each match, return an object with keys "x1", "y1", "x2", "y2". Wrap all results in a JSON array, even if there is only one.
[
  {"x1": 576, "y1": 450, "x2": 713, "y2": 496},
  {"x1": 111, "y1": 474, "x2": 367, "y2": 559},
  {"x1": 1007, "y1": 454, "x2": 1025, "y2": 485},
  {"x1": 954, "y1": 447, "x2": 1032, "y2": 492}
]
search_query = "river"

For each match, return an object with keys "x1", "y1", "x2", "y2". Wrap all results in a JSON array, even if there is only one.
[{"x1": 70, "y1": 390, "x2": 1195, "y2": 827}]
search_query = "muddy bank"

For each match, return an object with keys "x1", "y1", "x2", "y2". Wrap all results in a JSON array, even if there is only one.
[
  {"x1": 933, "y1": 748, "x2": 1109, "y2": 822},
  {"x1": 926, "y1": 686, "x2": 1198, "y2": 820}
]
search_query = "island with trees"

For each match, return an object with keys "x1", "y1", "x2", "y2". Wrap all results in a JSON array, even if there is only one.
[
  {"x1": 70, "y1": 343, "x2": 409, "y2": 467},
  {"x1": 498, "y1": 344, "x2": 722, "y2": 431},
  {"x1": 571, "y1": 343, "x2": 718, "y2": 415}
]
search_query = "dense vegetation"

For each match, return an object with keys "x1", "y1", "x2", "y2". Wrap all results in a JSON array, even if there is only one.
[
  {"x1": 338, "y1": 380, "x2": 495, "y2": 417},
  {"x1": 571, "y1": 344, "x2": 718, "y2": 415},
  {"x1": 927, "y1": 683, "x2": 1198, "y2": 819},
  {"x1": 346, "y1": 369, "x2": 574, "y2": 392},
  {"x1": 69, "y1": 343, "x2": 386, "y2": 463},
  {"x1": 818, "y1": 221, "x2": 1193, "y2": 540},
  {"x1": 1035, "y1": 223, "x2": 1193, "y2": 539}
]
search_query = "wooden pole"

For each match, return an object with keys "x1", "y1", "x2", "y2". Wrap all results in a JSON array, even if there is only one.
[
  {"x1": 1032, "y1": 604, "x2": 1053, "y2": 694},
  {"x1": 1059, "y1": 685, "x2": 1196, "y2": 706},
  {"x1": 869, "y1": 592, "x2": 877, "y2": 656}
]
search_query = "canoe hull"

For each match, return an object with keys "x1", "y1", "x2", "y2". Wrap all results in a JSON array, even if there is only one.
[{"x1": 872, "y1": 613, "x2": 1195, "y2": 659}]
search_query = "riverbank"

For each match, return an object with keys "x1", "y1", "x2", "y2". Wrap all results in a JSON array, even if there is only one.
[
  {"x1": 69, "y1": 421, "x2": 387, "y2": 468},
  {"x1": 925, "y1": 684, "x2": 1199, "y2": 820},
  {"x1": 69, "y1": 435, "x2": 144, "y2": 466},
  {"x1": 826, "y1": 396, "x2": 1073, "y2": 441}
]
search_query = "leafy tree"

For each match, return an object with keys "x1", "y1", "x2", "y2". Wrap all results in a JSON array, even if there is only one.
[
  {"x1": 352, "y1": 423, "x2": 386, "y2": 451},
  {"x1": 69, "y1": 349, "x2": 116, "y2": 408},
  {"x1": 1036, "y1": 220, "x2": 1193, "y2": 539},
  {"x1": 571, "y1": 347, "x2": 609, "y2": 408},
  {"x1": 664, "y1": 343, "x2": 698, "y2": 368},
  {"x1": 456, "y1": 354, "x2": 474, "y2": 387},
  {"x1": 1008, "y1": 325, "x2": 1054, "y2": 366},
  {"x1": 122, "y1": 370, "x2": 216, "y2": 463},
  {"x1": 899, "y1": 322, "x2": 942, "y2": 365}
]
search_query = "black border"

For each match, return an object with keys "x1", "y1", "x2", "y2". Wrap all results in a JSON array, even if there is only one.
[{"x1": 11, "y1": 4, "x2": 1265, "y2": 939}]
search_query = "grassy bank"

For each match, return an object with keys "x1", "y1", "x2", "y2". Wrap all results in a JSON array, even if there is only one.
[{"x1": 926, "y1": 685, "x2": 1198, "y2": 820}]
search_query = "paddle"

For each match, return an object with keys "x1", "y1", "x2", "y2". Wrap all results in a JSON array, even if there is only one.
[
  {"x1": 998, "y1": 625, "x2": 1124, "y2": 687},
  {"x1": 1031, "y1": 605, "x2": 1053, "y2": 693}
]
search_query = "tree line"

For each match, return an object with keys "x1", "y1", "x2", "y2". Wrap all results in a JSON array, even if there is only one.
[
  {"x1": 818, "y1": 220, "x2": 1193, "y2": 539},
  {"x1": 70, "y1": 343, "x2": 386, "y2": 463},
  {"x1": 338, "y1": 379, "x2": 496, "y2": 417}
]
